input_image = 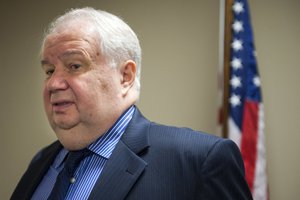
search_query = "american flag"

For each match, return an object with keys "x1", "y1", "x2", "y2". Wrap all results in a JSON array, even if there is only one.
[{"x1": 220, "y1": 0, "x2": 268, "y2": 199}]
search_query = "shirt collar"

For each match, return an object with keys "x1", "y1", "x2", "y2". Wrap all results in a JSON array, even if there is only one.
[
  {"x1": 52, "y1": 148, "x2": 68, "y2": 169},
  {"x1": 88, "y1": 105, "x2": 136, "y2": 159},
  {"x1": 53, "y1": 105, "x2": 136, "y2": 168}
]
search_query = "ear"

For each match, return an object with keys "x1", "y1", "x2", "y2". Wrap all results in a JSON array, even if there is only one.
[{"x1": 120, "y1": 60, "x2": 137, "y2": 96}]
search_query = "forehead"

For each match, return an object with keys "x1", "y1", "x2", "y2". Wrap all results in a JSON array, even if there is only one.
[
  {"x1": 43, "y1": 32, "x2": 94, "y2": 50},
  {"x1": 42, "y1": 28, "x2": 100, "y2": 59}
]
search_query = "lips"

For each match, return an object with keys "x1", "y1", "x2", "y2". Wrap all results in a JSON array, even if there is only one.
[
  {"x1": 51, "y1": 100, "x2": 74, "y2": 112},
  {"x1": 53, "y1": 101, "x2": 72, "y2": 106}
]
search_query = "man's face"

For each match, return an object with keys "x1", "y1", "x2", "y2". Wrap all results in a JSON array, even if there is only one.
[{"x1": 42, "y1": 29, "x2": 123, "y2": 148}]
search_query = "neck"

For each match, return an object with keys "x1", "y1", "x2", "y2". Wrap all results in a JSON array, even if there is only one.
[{"x1": 55, "y1": 103, "x2": 136, "y2": 151}]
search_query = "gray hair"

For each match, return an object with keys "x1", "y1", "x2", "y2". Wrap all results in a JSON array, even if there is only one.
[{"x1": 42, "y1": 7, "x2": 142, "y2": 91}]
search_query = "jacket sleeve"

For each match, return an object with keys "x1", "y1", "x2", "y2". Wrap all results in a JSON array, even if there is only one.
[{"x1": 199, "y1": 139, "x2": 253, "y2": 200}]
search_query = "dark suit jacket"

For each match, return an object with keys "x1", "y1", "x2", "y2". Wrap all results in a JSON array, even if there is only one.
[{"x1": 11, "y1": 108, "x2": 252, "y2": 200}]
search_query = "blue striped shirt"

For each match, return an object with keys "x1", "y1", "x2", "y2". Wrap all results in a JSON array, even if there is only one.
[{"x1": 32, "y1": 105, "x2": 136, "y2": 200}]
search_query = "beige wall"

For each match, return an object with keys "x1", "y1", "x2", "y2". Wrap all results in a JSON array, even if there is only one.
[{"x1": 0, "y1": 0, "x2": 299, "y2": 199}]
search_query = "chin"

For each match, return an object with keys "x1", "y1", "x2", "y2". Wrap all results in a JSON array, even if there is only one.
[
  {"x1": 52, "y1": 117, "x2": 80, "y2": 130},
  {"x1": 54, "y1": 125, "x2": 93, "y2": 150}
]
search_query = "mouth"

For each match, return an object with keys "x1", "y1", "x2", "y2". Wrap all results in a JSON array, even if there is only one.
[
  {"x1": 51, "y1": 100, "x2": 74, "y2": 112},
  {"x1": 53, "y1": 101, "x2": 72, "y2": 106}
]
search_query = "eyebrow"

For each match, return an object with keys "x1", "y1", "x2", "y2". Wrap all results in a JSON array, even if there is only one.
[
  {"x1": 59, "y1": 50, "x2": 86, "y2": 59},
  {"x1": 40, "y1": 50, "x2": 87, "y2": 67},
  {"x1": 41, "y1": 60, "x2": 49, "y2": 65},
  {"x1": 40, "y1": 60, "x2": 51, "y2": 69}
]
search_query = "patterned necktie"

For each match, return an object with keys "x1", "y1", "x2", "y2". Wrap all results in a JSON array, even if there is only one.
[{"x1": 48, "y1": 148, "x2": 91, "y2": 200}]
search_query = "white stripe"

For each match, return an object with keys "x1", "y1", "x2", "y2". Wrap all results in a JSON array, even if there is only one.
[
  {"x1": 228, "y1": 117, "x2": 242, "y2": 148},
  {"x1": 253, "y1": 104, "x2": 268, "y2": 200}
]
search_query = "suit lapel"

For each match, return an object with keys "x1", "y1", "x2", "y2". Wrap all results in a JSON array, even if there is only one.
[{"x1": 88, "y1": 108, "x2": 150, "y2": 200}]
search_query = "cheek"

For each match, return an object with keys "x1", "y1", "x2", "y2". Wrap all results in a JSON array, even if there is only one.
[
  {"x1": 72, "y1": 80, "x2": 107, "y2": 112},
  {"x1": 71, "y1": 71, "x2": 119, "y2": 106},
  {"x1": 42, "y1": 86, "x2": 50, "y2": 106},
  {"x1": 42, "y1": 80, "x2": 55, "y2": 113},
  {"x1": 69, "y1": 79, "x2": 96, "y2": 105}
]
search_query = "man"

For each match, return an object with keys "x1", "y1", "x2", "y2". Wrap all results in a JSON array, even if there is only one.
[{"x1": 11, "y1": 7, "x2": 252, "y2": 200}]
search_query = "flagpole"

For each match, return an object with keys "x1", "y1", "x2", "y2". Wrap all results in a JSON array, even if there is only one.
[
  {"x1": 217, "y1": 0, "x2": 225, "y2": 137},
  {"x1": 222, "y1": 0, "x2": 234, "y2": 138}
]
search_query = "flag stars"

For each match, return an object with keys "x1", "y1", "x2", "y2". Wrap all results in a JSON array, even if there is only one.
[
  {"x1": 253, "y1": 76, "x2": 261, "y2": 87},
  {"x1": 231, "y1": 57, "x2": 242, "y2": 70},
  {"x1": 232, "y1": 20, "x2": 244, "y2": 33},
  {"x1": 229, "y1": 94, "x2": 241, "y2": 107},
  {"x1": 232, "y1": 1, "x2": 244, "y2": 14},
  {"x1": 232, "y1": 38, "x2": 243, "y2": 51},
  {"x1": 230, "y1": 75, "x2": 242, "y2": 89}
]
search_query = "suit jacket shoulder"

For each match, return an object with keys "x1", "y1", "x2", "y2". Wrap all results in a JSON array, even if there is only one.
[{"x1": 114, "y1": 109, "x2": 252, "y2": 200}]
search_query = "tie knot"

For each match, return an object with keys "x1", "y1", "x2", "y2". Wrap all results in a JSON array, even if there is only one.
[{"x1": 65, "y1": 148, "x2": 91, "y2": 176}]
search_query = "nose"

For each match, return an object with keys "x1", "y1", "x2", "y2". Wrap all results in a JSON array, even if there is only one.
[{"x1": 46, "y1": 70, "x2": 69, "y2": 92}]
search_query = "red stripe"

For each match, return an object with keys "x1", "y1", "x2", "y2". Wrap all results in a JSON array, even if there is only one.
[{"x1": 240, "y1": 101, "x2": 259, "y2": 191}]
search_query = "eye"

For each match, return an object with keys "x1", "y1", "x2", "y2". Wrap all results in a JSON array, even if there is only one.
[
  {"x1": 44, "y1": 68, "x2": 54, "y2": 77},
  {"x1": 46, "y1": 69, "x2": 54, "y2": 76},
  {"x1": 70, "y1": 63, "x2": 81, "y2": 70}
]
